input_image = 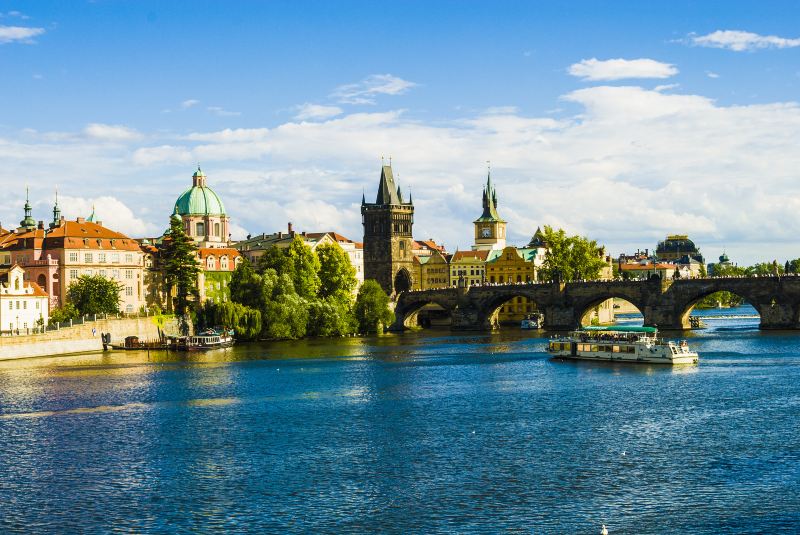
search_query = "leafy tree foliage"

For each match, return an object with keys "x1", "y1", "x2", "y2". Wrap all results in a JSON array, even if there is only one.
[
  {"x1": 257, "y1": 236, "x2": 321, "y2": 299},
  {"x1": 48, "y1": 303, "x2": 79, "y2": 325},
  {"x1": 161, "y1": 216, "x2": 200, "y2": 314},
  {"x1": 316, "y1": 243, "x2": 357, "y2": 300},
  {"x1": 67, "y1": 275, "x2": 123, "y2": 315},
  {"x1": 230, "y1": 260, "x2": 268, "y2": 311},
  {"x1": 197, "y1": 301, "x2": 262, "y2": 341},
  {"x1": 354, "y1": 280, "x2": 394, "y2": 334},
  {"x1": 307, "y1": 297, "x2": 357, "y2": 337},
  {"x1": 538, "y1": 226, "x2": 608, "y2": 282}
]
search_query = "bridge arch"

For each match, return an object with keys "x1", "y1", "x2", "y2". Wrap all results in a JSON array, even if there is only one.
[
  {"x1": 392, "y1": 295, "x2": 456, "y2": 330},
  {"x1": 675, "y1": 285, "x2": 762, "y2": 329},
  {"x1": 478, "y1": 290, "x2": 544, "y2": 330},
  {"x1": 575, "y1": 295, "x2": 646, "y2": 327}
]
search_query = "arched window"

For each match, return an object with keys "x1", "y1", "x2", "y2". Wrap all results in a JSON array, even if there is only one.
[
  {"x1": 196, "y1": 222, "x2": 205, "y2": 236},
  {"x1": 14, "y1": 277, "x2": 20, "y2": 291},
  {"x1": 214, "y1": 222, "x2": 220, "y2": 236},
  {"x1": 220, "y1": 256, "x2": 229, "y2": 270},
  {"x1": 207, "y1": 256, "x2": 215, "y2": 270}
]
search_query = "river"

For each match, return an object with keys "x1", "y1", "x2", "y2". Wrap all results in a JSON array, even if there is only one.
[{"x1": 0, "y1": 306, "x2": 798, "y2": 534}]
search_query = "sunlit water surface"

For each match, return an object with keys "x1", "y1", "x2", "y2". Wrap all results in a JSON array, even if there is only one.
[{"x1": 0, "y1": 306, "x2": 798, "y2": 534}]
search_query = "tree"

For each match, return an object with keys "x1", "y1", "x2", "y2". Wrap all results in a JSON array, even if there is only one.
[
  {"x1": 538, "y1": 225, "x2": 608, "y2": 282},
  {"x1": 161, "y1": 216, "x2": 200, "y2": 314},
  {"x1": 354, "y1": 280, "x2": 394, "y2": 334},
  {"x1": 307, "y1": 297, "x2": 357, "y2": 337},
  {"x1": 256, "y1": 237, "x2": 321, "y2": 299},
  {"x1": 197, "y1": 300, "x2": 262, "y2": 340},
  {"x1": 49, "y1": 302, "x2": 79, "y2": 325},
  {"x1": 229, "y1": 260, "x2": 267, "y2": 311},
  {"x1": 316, "y1": 243, "x2": 357, "y2": 300},
  {"x1": 67, "y1": 275, "x2": 123, "y2": 315}
]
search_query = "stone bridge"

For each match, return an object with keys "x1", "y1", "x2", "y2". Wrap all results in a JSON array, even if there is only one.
[{"x1": 390, "y1": 276, "x2": 800, "y2": 331}]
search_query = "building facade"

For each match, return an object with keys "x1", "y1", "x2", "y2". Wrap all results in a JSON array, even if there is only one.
[
  {"x1": 2, "y1": 196, "x2": 146, "y2": 314},
  {"x1": 485, "y1": 246, "x2": 539, "y2": 323},
  {"x1": 197, "y1": 247, "x2": 242, "y2": 303},
  {"x1": 449, "y1": 250, "x2": 489, "y2": 287},
  {"x1": 361, "y1": 164, "x2": 415, "y2": 296},
  {"x1": 0, "y1": 265, "x2": 49, "y2": 333},
  {"x1": 416, "y1": 249, "x2": 451, "y2": 290}
]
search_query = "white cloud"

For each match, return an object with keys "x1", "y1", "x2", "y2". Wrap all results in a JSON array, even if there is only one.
[
  {"x1": 294, "y1": 103, "x2": 343, "y2": 121},
  {"x1": 568, "y1": 58, "x2": 678, "y2": 81},
  {"x1": 207, "y1": 106, "x2": 241, "y2": 117},
  {"x1": 58, "y1": 195, "x2": 158, "y2": 237},
  {"x1": 3, "y1": 86, "x2": 800, "y2": 263},
  {"x1": 181, "y1": 99, "x2": 200, "y2": 109},
  {"x1": 0, "y1": 25, "x2": 45, "y2": 44},
  {"x1": 654, "y1": 83, "x2": 679, "y2": 92},
  {"x1": 691, "y1": 30, "x2": 800, "y2": 51},
  {"x1": 84, "y1": 123, "x2": 142, "y2": 142},
  {"x1": 331, "y1": 74, "x2": 417, "y2": 104},
  {"x1": 706, "y1": 71, "x2": 720, "y2": 79}
]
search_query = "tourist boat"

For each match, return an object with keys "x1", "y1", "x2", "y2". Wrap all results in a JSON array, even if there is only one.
[
  {"x1": 168, "y1": 329, "x2": 235, "y2": 351},
  {"x1": 547, "y1": 326, "x2": 698, "y2": 365},
  {"x1": 521, "y1": 312, "x2": 544, "y2": 330}
]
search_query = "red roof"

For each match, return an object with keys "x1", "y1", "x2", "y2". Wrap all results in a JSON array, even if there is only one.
[
  {"x1": 3, "y1": 220, "x2": 142, "y2": 252},
  {"x1": 451, "y1": 250, "x2": 489, "y2": 262},
  {"x1": 197, "y1": 247, "x2": 241, "y2": 259}
]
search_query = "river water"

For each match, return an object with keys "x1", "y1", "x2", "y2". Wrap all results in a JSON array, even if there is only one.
[{"x1": 0, "y1": 306, "x2": 798, "y2": 534}]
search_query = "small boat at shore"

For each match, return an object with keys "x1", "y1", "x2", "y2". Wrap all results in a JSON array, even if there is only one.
[
  {"x1": 169, "y1": 329, "x2": 235, "y2": 351},
  {"x1": 521, "y1": 312, "x2": 544, "y2": 330},
  {"x1": 547, "y1": 326, "x2": 698, "y2": 365}
]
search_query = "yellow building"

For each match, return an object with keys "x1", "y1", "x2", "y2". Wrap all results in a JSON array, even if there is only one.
[
  {"x1": 449, "y1": 250, "x2": 488, "y2": 287},
  {"x1": 485, "y1": 246, "x2": 540, "y2": 323},
  {"x1": 416, "y1": 249, "x2": 451, "y2": 290}
]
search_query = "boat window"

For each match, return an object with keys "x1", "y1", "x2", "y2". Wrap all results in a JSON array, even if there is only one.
[{"x1": 613, "y1": 345, "x2": 620, "y2": 353}]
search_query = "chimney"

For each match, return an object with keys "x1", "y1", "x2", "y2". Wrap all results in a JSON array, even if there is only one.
[
  {"x1": 38, "y1": 220, "x2": 44, "y2": 229},
  {"x1": 77, "y1": 217, "x2": 86, "y2": 224},
  {"x1": 288, "y1": 222, "x2": 294, "y2": 237}
]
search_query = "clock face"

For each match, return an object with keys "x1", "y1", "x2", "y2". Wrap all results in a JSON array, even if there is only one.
[{"x1": 481, "y1": 227, "x2": 492, "y2": 238}]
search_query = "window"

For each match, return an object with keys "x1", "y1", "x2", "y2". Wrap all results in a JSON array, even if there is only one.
[
  {"x1": 207, "y1": 257, "x2": 215, "y2": 269},
  {"x1": 112, "y1": 254, "x2": 120, "y2": 263},
  {"x1": 99, "y1": 270, "x2": 106, "y2": 277},
  {"x1": 85, "y1": 253, "x2": 93, "y2": 263},
  {"x1": 23, "y1": 301, "x2": 27, "y2": 310},
  {"x1": 125, "y1": 253, "x2": 133, "y2": 263},
  {"x1": 98, "y1": 253, "x2": 107, "y2": 263},
  {"x1": 85, "y1": 269, "x2": 93, "y2": 276},
  {"x1": 215, "y1": 222, "x2": 220, "y2": 236},
  {"x1": 220, "y1": 256, "x2": 229, "y2": 270},
  {"x1": 9, "y1": 302, "x2": 12, "y2": 310},
  {"x1": 69, "y1": 252, "x2": 78, "y2": 262},
  {"x1": 126, "y1": 286, "x2": 133, "y2": 296},
  {"x1": 125, "y1": 270, "x2": 133, "y2": 279},
  {"x1": 112, "y1": 269, "x2": 119, "y2": 279},
  {"x1": 16, "y1": 301, "x2": 20, "y2": 309},
  {"x1": 196, "y1": 222, "x2": 205, "y2": 236},
  {"x1": 70, "y1": 269, "x2": 78, "y2": 279},
  {"x1": 36, "y1": 302, "x2": 40, "y2": 309}
]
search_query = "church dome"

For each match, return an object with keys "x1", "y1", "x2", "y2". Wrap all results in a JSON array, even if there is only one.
[{"x1": 174, "y1": 167, "x2": 226, "y2": 216}]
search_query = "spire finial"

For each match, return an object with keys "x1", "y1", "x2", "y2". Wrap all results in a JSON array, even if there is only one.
[
  {"x1": 381, "y1": 155, "x2": 385, "y2": 166},
  {"x1": 389, "y1": 155, "x2": 392, "y2": 166}
]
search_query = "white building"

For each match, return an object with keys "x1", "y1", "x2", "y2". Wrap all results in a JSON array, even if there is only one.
[{"x1": 1, "y1": 265, "x2": 49, "y2": 333}]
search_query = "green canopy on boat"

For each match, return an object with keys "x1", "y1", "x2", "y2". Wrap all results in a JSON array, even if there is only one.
[{"x1": 580, "y1": 326, "x2": 657, "y2": 334}]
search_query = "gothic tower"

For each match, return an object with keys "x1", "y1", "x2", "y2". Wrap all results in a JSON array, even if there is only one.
[
  {"x1": 361, "y1": 163, "x2": 415, "y2": 296},
  {"x1": 472, "y1": 171, "x2": 507, "y2": 251}
]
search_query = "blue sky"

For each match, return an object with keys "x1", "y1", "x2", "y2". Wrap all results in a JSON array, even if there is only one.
[{"x1": 2, "y1": 1, "x2": 800, "y2": 264}]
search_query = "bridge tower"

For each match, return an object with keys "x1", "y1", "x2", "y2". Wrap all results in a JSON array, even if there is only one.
[
  {"x1": 361, "y1": 163, "x2": 415, "y2": 296},
  {"x1": 472, "y1": 171, "x2": 506, "y2": 251}
]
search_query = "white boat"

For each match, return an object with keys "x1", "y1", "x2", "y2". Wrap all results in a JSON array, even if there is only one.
[
  {"x1": 547, "y1": 326, "x2": 698, "y2": 365},
  {"x1": 169, "y1": 329, "x2": 235, "y2": 351}
]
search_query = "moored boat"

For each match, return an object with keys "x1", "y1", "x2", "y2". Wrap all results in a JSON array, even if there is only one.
[
  {"x1": 547, "y1": 326, "x2": 698, "y2": 365},
  {"x1": 521, "y1": 312, "x2": 544, "y2": 330}
]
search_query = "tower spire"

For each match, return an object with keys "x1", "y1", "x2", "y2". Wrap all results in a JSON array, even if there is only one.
[
  {"x1": 51, "y1": 188, "x2": 61, "y2": 228},
  {"x1": 19, "y1": 186, "x2": 36, "y2": 230}
]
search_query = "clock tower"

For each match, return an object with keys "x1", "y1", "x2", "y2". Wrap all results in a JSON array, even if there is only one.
[{"x1": 472, "y1": 171, "x2": 507, "y2": 251}]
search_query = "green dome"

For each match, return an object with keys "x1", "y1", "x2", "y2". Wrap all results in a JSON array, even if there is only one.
[{"x1": 174, "y1": 185, "x2": 226, "y2": 216}]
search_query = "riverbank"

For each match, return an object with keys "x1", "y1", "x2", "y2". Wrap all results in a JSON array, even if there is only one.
[{"x1": 0, "y1": 316, "x2": 180, "y2": 361}]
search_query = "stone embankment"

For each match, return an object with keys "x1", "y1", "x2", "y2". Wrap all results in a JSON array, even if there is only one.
[{"x1": 0, "y1": 316, "x2": 181, "y2": 361}]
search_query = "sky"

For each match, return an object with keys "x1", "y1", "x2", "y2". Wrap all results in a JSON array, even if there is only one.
[{"x1": 1, "y1": 0, "x2": 800, "y2": 265}]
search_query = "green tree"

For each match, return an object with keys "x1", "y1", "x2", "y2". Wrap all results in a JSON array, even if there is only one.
[
  {"x1": 307, "y1": 297, "x2": 357, "y2": 337},
  {"x1": 197, "y1": 300, "x2": 262, "y2": 341},
  {"x1": 316, "y1": 243, "x2": 357, "y2": 300},
  {"x1": 538, "y1": 225, "x2": 608, "y2": 282},
  {"x1": 256, "y1": 237, "x2": 321, "y2": 299},
  {"x1": 229, "y1": 260, "x2": 267, "y2": 311},
  {"x1": 354, "y1": 280, "x2": 394, "y2": 334},
  {"x1": 788, "y1": 258, "x2": 800, "y2": 274},
  {"x1": 67, "y1": 275, "x2": 123, "y2": 315},
  {"x1": 49, "y1": 302, "x2": 79, "y2": 325},
  {"x1": 161, "y1": 216, "x2": 200, "y2": 314}
]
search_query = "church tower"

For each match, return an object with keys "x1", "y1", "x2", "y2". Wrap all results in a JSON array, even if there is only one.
[
  {"x1": 472, "y1": 171, "x2": 507, "y2": 251},
  {"x1": 361, "y1": 162, "x2": 415, "y2": 296}
]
